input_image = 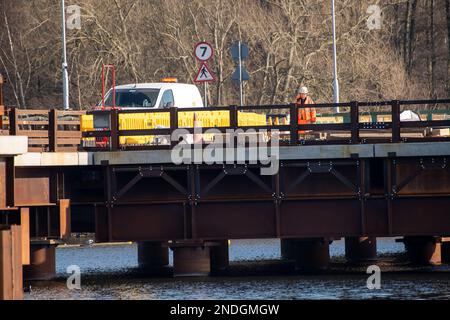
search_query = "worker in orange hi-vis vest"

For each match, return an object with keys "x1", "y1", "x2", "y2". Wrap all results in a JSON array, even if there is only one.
[{"x1": 295, "y1": 86, "x2": 317, "y2": 134}]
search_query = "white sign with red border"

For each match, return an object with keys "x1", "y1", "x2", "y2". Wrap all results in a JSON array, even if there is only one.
[
  {"x1": 194, "y1": 42, "x2": 214, "y2": 61},
  {"x1": 194, "y1": 62, "x2": 216, "y2": 83}
]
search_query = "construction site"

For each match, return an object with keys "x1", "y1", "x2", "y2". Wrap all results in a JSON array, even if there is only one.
[{"x1": 1, "y1": 0, "x2": 450, "y2": 305}]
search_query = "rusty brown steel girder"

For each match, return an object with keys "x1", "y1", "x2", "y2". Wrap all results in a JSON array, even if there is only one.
[
  {"x1": 0, "y1": 225, "x2": 22, "y2": 300},
  {"x1": 73, "y1": 156, "x2": 450, "y2": 243}
]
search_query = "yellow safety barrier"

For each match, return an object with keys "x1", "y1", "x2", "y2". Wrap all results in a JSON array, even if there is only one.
[
  {"x1": 80, "y1": 114, "x2": 94, "y2": 132},
  {"x1": 81, "y1": 110, "x2": 269, "y2": 146},
  {"x1": 118, "y1": 112, "x2": 170, "y2": 145},
  {"x1": 80, "y1": 114, "x2": 95, "y2": 146}
]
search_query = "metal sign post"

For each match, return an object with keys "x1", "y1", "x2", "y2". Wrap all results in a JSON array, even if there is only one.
[
  {"x1": 61, "y1": 0, "x2": 69, "y2": 110},
  {"x1": 204, "y1": 83, "x2": 208, "y2": 107},
  {"x1": 239, "y1": 41, "x2": 243, "y2": 106},
  {"x1": 331, "y1": 0, "x2": 340, "y2": 113},
  {"x1": 231, "y1": 42, "x2": 249, "y2": 106}
]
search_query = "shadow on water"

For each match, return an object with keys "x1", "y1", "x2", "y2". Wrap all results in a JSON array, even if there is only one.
[{"x1": 24, "y1": 238, "x2": 450, "y2": 300}]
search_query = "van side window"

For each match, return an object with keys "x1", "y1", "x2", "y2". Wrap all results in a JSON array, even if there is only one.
[{"x1": 160, "y1": 90, "x2": 174, "y2": 108}]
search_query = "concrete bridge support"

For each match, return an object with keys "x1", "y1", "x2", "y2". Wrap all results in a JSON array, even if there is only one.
[
  {"x1": 280, "y1": 239, "x2": 296, "y2": 260},
  {"x1": 292, "y1": 238, "x2": 330, "y2": 271},
  {"x1": 23, "y1": 242, "x2": 57, "y2": 281},
  {"x1": 403, "y1": 236, "x2": 441, "y2": 265},
  {"x1": 171, "y1": 242, "x2": 211, "y2": 277},
  {"x1": 210, "y1": 240, "x2": 229, "y2": 274},
  {"x1": 171, "y1": 241, "x2": 229, "y2": 277},
  {"x1": 0, "y1": 225, "x2": 23, "y2": 300},
  {"x1": 345, "y1": 237, "x2": 377, "y2": 263},
  {"x1": 441, "y1": 240, "x2": 450, "y2": 263},
  {"x1": 137, "y1": 242, "x2": 169, "y2": 270}
]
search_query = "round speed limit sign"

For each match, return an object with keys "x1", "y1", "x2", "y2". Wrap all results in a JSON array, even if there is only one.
[{"x1": 194, "y1": 42, "x2": 214, "y2": 61}]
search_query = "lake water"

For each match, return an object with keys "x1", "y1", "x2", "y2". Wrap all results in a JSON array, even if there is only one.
[{"x1": 24, "y1": 238, "x2": 450, "y2": 300}]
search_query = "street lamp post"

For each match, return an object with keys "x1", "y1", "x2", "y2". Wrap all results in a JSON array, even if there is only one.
[
  {"x1": 331, "y1": 0, "x2": 340, "y2": 113},
  {"x1": 61, "y1": 0, "x2": 69, "y2": 110}
]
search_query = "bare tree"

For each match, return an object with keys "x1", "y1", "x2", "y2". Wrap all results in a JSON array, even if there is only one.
[{"x1": 404, "y1": 0, "x2": 417, "y2": 75}]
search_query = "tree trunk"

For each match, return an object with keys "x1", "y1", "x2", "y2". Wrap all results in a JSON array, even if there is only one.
[
  {"x1": 404, "y1": 0, "x2": 417, "y2": 75},
  {"x1": 429, "y1": 0, "x2": 436, "y2": 98},
  {"x1": 445, "y1": 0, "x2": 450, "y2": 95}
]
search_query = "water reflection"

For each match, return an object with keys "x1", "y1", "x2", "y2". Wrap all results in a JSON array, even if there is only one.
[{"x1": 24, "y1": 238, "x2": 450, "y2": 300}]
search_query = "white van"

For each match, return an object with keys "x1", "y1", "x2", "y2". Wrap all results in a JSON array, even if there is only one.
[{"x1": 101, "y1": 81, "x2": 204, "y2": 109}]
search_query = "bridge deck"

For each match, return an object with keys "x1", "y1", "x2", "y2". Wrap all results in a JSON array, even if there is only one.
[{"x1": 11, "y1": 141, "x2": 450, "y2": 167}]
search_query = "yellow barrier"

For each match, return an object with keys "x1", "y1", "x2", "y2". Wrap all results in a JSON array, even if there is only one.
[
  {"x1": 80, "y1": 114, "x2": 94, "y2": 132},
  {"x1": 80, "y1": 114, "x2": 95, "y2": 146},
  {"x1": 81, "y1": 110, "x2": 269, "y2": 146}
]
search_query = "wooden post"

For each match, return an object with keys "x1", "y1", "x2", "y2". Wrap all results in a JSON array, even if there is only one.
[{"x1": 48, "y1": 109, "x2": 58, "y2": 152}]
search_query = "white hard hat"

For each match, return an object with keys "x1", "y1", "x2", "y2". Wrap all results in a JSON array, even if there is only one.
[{"x1": 299, "y1": 86, "x2": 308, "y2": 94}]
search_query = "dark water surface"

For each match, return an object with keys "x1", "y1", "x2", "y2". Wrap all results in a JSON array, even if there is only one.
[{"x1": 24, "y1": 238, "x2": 450, "y2": 300}]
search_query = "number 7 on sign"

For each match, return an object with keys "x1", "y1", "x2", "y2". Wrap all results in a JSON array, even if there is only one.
[
  {"x1": 194, "y1": 42, "x2": 214, "y2": 62},
  {"x1": 200, "y1": 46, "x2": 208, "y2": 57}
]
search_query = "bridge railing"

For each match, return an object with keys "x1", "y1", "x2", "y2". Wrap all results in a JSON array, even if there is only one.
[
  {"x1": 2, "y1": 99, "x2": 450, "y2": 152},
  {"x1": 2, "y1": 108, "x2": 85, "y2": 152},
  {"x1": 80, "y1": 99, "x2": 450, "y2": 151}
]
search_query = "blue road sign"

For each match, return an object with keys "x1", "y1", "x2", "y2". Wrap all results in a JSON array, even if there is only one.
[
  {"x1": 232, "y1": 67, "x2": 250, "y2": 83},
  {"x1": 231, "y1": 42, "x2": 249, "y2": 62}
]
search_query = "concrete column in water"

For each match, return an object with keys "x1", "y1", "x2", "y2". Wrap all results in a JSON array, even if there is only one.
[
  {"x1": 280, "y1": 239, "x2": 297, "y2": 260},
  {"x1": 345, "y1": 237, "x2": 377, "y2": 263},
  {"x1": 293, "y1": 238, "x2": 330, "y2": 271},
  {"x1": 403, "y1": 236, "x2": 441, "y2": 265},
  {"x1": 23, "y1": 242, "x2": 57, "y2": 281},
  {"x1": 441, "y1": 238, "x2": 450, "y2": 263},
  {"x1": 137, "y1": 241, "x2": 169, "y2": 270},
  {"x1": 172, "y1": 242, "x2": 211, "y2": 277},
  {"x1": 210, "y1": 240, "x2": 229, "y2": 274}
]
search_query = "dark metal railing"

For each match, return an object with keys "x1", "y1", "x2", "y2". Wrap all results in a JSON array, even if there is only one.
[
  {"x1": 81, "y1": 99, "x2": 450, "y2": 151},
  {"x1": 2, "y1": 99, "x2": 450, "y2": 152}
]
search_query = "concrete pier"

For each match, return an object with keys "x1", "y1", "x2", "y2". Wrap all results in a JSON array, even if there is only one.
[
  {"x1": 403, "y1": 236, "x2": 442, "y2": 265},
  {"x1": 210, "y1": 240, "x2": 229, "y2": 273},
  {"x1": 441, "y1": 240, "x2": 450, "y2": 263},
  {"x1": 137, "y1": 242, "x2": 169, "y2": 270},
  {"x1": 171, "y1": 242, "x2": 211, "y2": 277},
  {"x1": 281, "y1": 239, "x2": 297, "y2": 260},
  {"x1": 345, "y1": 237, "x2": 377, "y2": 263},
  {"x1": 23, "y1": 243, "x2": 57, "y2": 281},
  {"x1": 293, "y1": 238, "x2": 330, "y2": 271}
]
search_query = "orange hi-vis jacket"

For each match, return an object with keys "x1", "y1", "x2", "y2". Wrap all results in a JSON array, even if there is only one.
[{"x1": 295, "y1": 95, "x2": 317, "y2": 125}]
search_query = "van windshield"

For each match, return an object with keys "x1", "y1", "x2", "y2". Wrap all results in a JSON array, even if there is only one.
[{"x1": 103, "y1": 89, "x2": 160, "y2": 108}]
